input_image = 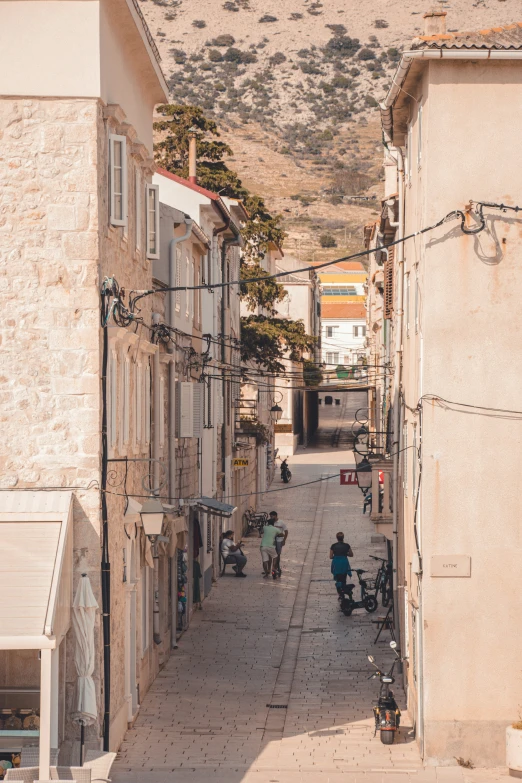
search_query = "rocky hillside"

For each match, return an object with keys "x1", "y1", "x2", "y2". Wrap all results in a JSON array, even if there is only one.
[{"x1": 142, "y1": 0, "x2": 521, "y2": 262}]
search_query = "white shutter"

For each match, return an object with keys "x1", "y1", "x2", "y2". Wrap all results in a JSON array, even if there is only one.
[
  {"x1": 145, "y1": 184, "x2": 159, "y2": 259},
  {"x1": 109, "y1": 134, "x2": 127, "y2": 227},
  {"x1": 193, "y1": 383, "x2": 203, "y2": 438},
  {"x1": 144, "y1": 360, "x2": 151, "y2": 445},
  {"x1": 178, "y1": 381, "x2": 193, "y2": 438},
  {"x1": 175, "y1": 247, "x2": 182, "y2": 311},
  {"x1": 216, "y1": 382, "x2": 224, "y2": 427}
]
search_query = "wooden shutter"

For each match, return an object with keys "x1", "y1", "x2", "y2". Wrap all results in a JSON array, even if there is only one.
[
  {"x1": 193, "y1": 383, "x2": 203, "y2": 438},
  {"x1": 383, "y1": 247, "x2": 394, "y2": 319},
  {"x1": 178, "y1": 381, "x2": 193, "y2": 438}
]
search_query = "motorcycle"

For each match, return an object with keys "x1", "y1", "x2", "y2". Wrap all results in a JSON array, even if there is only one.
[
  {"x1": 368, "y1": 641, "x2": 403, "y2": 745},
  {"x1": 280, "y1": 458, "x2": 292, "y2": 483}
]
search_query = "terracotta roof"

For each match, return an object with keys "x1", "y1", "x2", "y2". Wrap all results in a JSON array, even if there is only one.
[
  {"x1": 322, "y1": 303, "x2": 366, "y2": 319},
  {"x1": 156, "y1": 168, "x2": 232, "y2": 220},
  {"x1": 412, "y1": 21, "x2": 522, "y2": 49}
]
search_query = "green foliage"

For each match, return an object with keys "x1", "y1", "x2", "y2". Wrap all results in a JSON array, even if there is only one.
[
  {"x1": 192, "y1": 19, "x2": 206, "y2": 28},
  {"x1": 324, "y1": 35, "x2": 360, "y2": 58},
  {"x1": 210, "y1": 34, "x2": 235, "y2": 46},
  {"x1": 387, "y1": 47, "x2": 400, "y2": 61},
  {"x1": 269, "y1": 52, "x2": 287, "y2": 66},
  {"x1": 240, "y1": 316, "x2": 316, "y2": 374},
  {"x1": 358, "y1": 47, "x2": 376, "y2": 61},
  {"x1": 365, "y1": 94, "x2": 378, "y2": 108},
  {"x1": 289, "y1": 12, "x2": 303, "y2": 20},
  {"x1": 319, "y1": 233, "x2": 337, "y2": 248},
  {"x1": 375, "y1": 18, "x2": 389, "y2": 28},
  {"x1": 325, "y1": 24, "x2": 346, "y2": 36},
  {"x1": 303, "y1": 360, "x2": 323, "y2": 387},
  {"x1": 240, "y1": 262, "x2": 286, "y2": 313},
  {"x1": 224, "y1": 47, "x2": 257, "y2": 64},
  {"x1": 259, "y1": 14, "x2": 277, "y2": 22},
  {"x1": 154, "y1": 105, "x2": 233, "y2": 173},
  {"x1": 208, "y1": 48, "x2": 223, "y2": 62}
]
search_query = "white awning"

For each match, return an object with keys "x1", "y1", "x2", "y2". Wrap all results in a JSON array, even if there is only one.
[{"x1": 0, "y1": 491, "x2": 74, "y2": 650}]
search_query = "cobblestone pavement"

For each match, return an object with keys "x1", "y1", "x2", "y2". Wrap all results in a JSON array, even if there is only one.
[{"x1": 112, "y1": 395, "x2": 508, "y2": 783}]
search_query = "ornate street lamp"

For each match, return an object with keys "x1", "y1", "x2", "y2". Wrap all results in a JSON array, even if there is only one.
[
  {"x1": 355, "y1": 456, "x2": 372, "y2": 494},
  {"x1": 140, "y1": 497, "x2": 165, "y2": 544},
  {"x1": 270, "y1": 404, "x2": 283, "y2": 422}
]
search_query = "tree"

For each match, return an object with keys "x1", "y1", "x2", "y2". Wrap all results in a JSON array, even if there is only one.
[{"x1": 241, "y1": 316, "x2": 316, "y2": 374}]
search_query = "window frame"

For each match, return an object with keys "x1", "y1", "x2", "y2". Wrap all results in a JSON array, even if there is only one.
[
  {"x1": 135, "y1": 169, "x2": 142, "y2": 253},
  {"x1": 109, "y1": 134, "x2": 128, "y2": 227},
  {"x1": 145, "y1": 183, "x2": 160, "y2": 260}
]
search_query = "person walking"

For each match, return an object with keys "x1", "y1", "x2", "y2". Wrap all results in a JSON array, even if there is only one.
[
  {"x1": 260, "y1": 521, "x2": 281, "y2": 578},
  {"x1": 330, "y1": 532, "x2": 353, "y2": 596},
  {"x1": 221, "y1": 531, "x2": 247, "y2": 577},
  {"x1": 269, "y1": 511, "x2": 288, "y2": 576}
]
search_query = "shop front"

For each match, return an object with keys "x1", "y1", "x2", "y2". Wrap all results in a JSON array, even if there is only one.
[{"x1": 0, "y1": 491, "x2": 73, "y2": 780}]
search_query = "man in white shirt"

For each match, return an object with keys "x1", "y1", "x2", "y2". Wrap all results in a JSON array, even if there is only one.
[
  {"x1": 269, "y1": 511, "x2": 288, "y2": 574},
  {"x1": 221, "y1": 530, "x2": 247, "y2": 577}
]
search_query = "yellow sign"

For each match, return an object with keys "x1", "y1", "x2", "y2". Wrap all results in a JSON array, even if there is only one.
[{"x1": 233, "y1": 458, "x2": 249, "y2": 468}]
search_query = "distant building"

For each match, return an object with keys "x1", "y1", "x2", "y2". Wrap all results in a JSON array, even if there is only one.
[{"x1": 322, "y1": 303, "x2": 367, "y2": 369}]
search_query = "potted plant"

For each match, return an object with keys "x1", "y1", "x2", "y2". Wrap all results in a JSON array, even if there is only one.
[{"x1": 507, "y1": 717, "x2": 522, "y2": 777}]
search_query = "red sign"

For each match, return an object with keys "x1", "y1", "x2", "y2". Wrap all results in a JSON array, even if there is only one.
[{"x1": 340, "y1": 469, "x2": 358, "y2": 486}]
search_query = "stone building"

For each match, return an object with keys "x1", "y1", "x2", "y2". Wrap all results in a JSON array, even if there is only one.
[
  {"x1": 0, "y1": 0, "x2": 177, "y2": 773},
  {"x1": 365, "y1": 10, "x2": 522, "y2": 767}
]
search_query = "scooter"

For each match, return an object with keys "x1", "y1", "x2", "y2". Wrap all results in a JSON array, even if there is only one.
[
  {"x1": 339, "y1": 581, "x2": 378, "y2": 616},
  {"x1": 280, "y1": 458, "x2": 292, "y2": 483},
  {"x1": 368, "y1": 641, "x2": 403, "y2": 745},
  {"x1": 354, "y1": 569, "x2": 379, "y2": 613}
]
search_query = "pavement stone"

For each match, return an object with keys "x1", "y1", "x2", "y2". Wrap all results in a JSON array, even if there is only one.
[{"x1": 112, "y1": 396, "x2": 507, "y2": 782}]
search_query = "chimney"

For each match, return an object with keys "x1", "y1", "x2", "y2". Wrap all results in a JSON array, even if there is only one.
[
  {"x1": 423, "y1": 6, "x2": 447, "y2": 36},
  {"x1": 188, "y1": 126, "x2": 198, "y2": 185}
]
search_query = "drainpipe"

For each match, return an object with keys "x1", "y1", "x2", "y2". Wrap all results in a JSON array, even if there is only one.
[
  {"x1": 151, "y1": 319, "x2": 162, "y2": 646},
  {"x1": 168, "y1": 218, "x2": 192, "y2": 648},
  {"x1": 391, "y1": 147, "x2": 405, "y2": 662},
  {"x1": 219, "y1": 233, "x2": 240, "y2": 499}
]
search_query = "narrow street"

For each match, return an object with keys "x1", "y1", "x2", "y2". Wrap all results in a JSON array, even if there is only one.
[{"x1": 112, "y1": 396, "x2": 504, "y2": 783}]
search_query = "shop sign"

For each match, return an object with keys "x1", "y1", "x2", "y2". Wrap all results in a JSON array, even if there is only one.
[
  {"x1": 340, "y1": 469, "x2": 358, "y2": 485},
  {"x1": 431, "y1": 555, "x2": 471, "y2": 577},
  {"x1": 233, "y1": 458, "x2": 249, "y2": 468}
]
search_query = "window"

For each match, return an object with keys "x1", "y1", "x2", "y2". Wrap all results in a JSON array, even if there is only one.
[
  {"x1": 326, "y1": 325, "x2": 338, "y2": 338},
  {"x1": 414, "y1": 274, "x2": 419, "y2": 334},
  {"x1": 322, "y1": 285, "x2": 358, "y2": 296},
  {"x1": 109, "y1": 134, "x2": 127, "y2": 226},
  {"x1": 122, "y1": 357, "x2": 130, "y2": 446},
  {"x1": 185, "y1": 257, "x2": 191, "y2": 318},
  {"x1": 326, "y1": 352, "x2": 339, "y2": 365},
  {"x1": 141, "y1": 566, "x2": 149, "y2": 654},
  {"x1": 354, "y1": 325, "x2": 366, "y2": 337},
  {"x1": 407, "y1": 124, "x2": 413, "y2": 182},
  {"x1": 159, "y1": 376, "x2": 165, "y2": 448},
  {"x1": 135, "y1": 363, "x2": 142, "y2": 446},
  {"x1": 144, "y1": 359, "x2": 151, "y2": 446},
  {"x1": 109, "y1": 350, "x2": 118, "y2": 449},
  {"x1": 145, "y1": 184, "x2": 159, "y2": 259},
  {"x1": 343, "y1": 355, "x2": 352, "y2": 365},
  {"x1": 195, "y1": 265, "x2": 201, "y2": 325},
  {"x1": 402, "y1": 424, "x2": 408, "y2": 495},
  {"x1": 135, "y1": 170, "x2": 142, "y2": 252},
  {"x1": 175, "y1": 247, "x2": 182, "y2": 312},
  {"x1": 405, "y1": 272, "x2": 410, "y2": 338},
  {"x1": 417, "y1": 104, "x2": 423, "y2": 168},
  {"x1": 412, "y1": 425, "x2": 417, "y2": 498}
]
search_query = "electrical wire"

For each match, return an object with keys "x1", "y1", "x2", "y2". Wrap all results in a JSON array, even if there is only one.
[{"x1": 128, "y1": 201, "x2": 520, "y2": 305}]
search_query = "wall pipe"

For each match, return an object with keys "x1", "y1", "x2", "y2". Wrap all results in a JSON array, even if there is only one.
[
  {"x1": 391, "y1": 146, "x2": 405, "y2": 665},
  {"x1": 168, "y1": 218, "x2": 192, "y2": 648},
  {"x1": 152, "y1": 322, "x2": 162, "y2": 646}
]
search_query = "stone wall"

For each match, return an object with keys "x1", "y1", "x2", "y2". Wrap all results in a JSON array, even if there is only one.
[{"x1": 0, "y1": 96, "x2": 103, "y2": 756}]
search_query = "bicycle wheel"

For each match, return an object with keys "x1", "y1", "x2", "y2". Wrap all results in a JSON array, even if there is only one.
[
  {"x1": 381, "y1": 578, "x2": 391, "y2": 607},
  {"x1": 364, "y1": 595, "x2": 378, "y2": 613}
]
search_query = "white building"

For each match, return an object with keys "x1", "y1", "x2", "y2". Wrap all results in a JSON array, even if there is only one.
[{"x1": 322, "y1": 303, "x2": 367, "y2": 369}]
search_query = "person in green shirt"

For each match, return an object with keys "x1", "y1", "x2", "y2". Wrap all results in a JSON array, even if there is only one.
[{"x1": 260, "y1": 523, "x2": 280, "y2": 577}]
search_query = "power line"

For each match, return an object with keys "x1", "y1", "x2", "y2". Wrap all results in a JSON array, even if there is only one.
[{"x1": 129, "y1": 201, "x2": 519, "y2": 305}]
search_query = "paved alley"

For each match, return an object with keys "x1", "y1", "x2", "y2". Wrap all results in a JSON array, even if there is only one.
[{"x1": 112, "y1": 395, "x2": 507, "y2": 783}]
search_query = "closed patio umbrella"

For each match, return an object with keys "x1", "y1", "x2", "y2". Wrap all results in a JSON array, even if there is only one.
[{"x1": 72, "y1": 574, "x2": 99, "y2": 766}]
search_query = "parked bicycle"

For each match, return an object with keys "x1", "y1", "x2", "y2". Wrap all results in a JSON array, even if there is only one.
[
  {"x1": 243, "y1": 508, "x2": 269, "y2": 537},
  {"x1": 370, "y1": 555, "x2": 393, "y2": 608},
  {"x1": 339, "y1": 580, "x2": 378, "y2": 616}
]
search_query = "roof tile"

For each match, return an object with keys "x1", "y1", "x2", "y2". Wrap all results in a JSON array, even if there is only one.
[{"x1": 412, "y1": 20, "x2": 522, "y2": 49}]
